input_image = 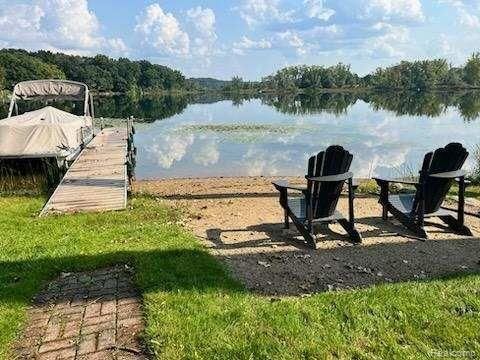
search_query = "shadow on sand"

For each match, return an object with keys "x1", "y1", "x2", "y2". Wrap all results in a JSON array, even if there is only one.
[{"x1": 204, "y1": 215, "x2": 480, "y2": 296}]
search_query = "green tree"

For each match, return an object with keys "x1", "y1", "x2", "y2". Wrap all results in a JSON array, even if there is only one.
[
  {"x1": 464, "y1": 53, "x2": 480, "y2": 86},
  {"x1": 0, "y1": 49, "x2": 65, "y2": 89},
  {"x1": 0, "y1": 65, "x2": 5, "y2": 89}
]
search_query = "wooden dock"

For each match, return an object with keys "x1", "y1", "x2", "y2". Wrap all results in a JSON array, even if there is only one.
[{"x1": 41, "y1": 127, "x2": 131, "y2": 215}]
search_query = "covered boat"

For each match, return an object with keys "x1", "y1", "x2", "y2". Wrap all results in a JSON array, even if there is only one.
[{"x1": 1, "y1": 79, "x2": 94, "y2": 163}]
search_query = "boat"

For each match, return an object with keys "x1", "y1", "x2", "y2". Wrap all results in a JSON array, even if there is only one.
[{"x1": 0, "y1": 79, "x2": 94, "y2": 166}]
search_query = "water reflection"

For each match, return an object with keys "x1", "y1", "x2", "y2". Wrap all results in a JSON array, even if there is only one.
[
  {"x1": 3, "y1": 90, "x2": 480, "y2": 122},
  {"x1": 135, "y1": 98, "x2": 480, "y2": 179},
  {"x1": 261, "y1": 90, "x2": 480, "y2": 120},
  {"x1": 2, "y1": 90, "x2": 480, "y2": 179}
]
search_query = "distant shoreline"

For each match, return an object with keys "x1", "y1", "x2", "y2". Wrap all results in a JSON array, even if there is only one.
[{"x1": 2, "y1": 86, "x2": 480, "y2": 102}]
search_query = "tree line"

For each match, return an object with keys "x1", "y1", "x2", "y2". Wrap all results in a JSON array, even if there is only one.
[
  {"x1": 0, "y1": 49, "x2": 186, "y2": 94},
  {"x1": 1, "y1": 48, "x2": 480, "y2": 93},
  {"x1": 230, "y1": 54, "x2": 480, "y2": 92}
]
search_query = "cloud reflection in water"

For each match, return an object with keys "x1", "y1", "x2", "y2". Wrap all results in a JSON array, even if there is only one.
[{"x1": 135, "y1": 99, "x2": 480, "y2": 179}]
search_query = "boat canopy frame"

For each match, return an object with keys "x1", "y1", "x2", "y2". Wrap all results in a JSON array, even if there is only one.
[{"x1": 7, "y1": 79, "x2": 94, "y2": 119}]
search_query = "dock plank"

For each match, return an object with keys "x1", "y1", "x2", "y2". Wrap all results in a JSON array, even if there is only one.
[{"x1": 41, "y1": 127, "x2": 129, "y2": 215}]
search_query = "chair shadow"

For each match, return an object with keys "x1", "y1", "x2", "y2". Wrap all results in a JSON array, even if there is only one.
[
  {"x1": 203, "y1": 215, "x2": 480, "y2": 296},
  {"x1": 205, "y1": 214, "x2": 453, "y2": 251}
]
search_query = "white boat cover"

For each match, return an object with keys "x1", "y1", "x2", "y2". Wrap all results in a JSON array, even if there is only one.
[
  {"x1": 13, "y1": 80, "x2": 87, "y2": 100},
  {"x1": 0, "y1": 106, "x2": 92, "y2": 158}
]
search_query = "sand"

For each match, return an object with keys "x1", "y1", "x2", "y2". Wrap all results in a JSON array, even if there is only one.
[{"x1": 134, "y1": 177, "x2": 480, "y2": 296}]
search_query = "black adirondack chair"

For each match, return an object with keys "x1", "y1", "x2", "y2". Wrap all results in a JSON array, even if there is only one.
[
  {"x1": 273, "y1": 145, "x2": 361, "y2": 249},
  {"x1": 374, "y1": 142, "x2": 473, "y2": 239}
]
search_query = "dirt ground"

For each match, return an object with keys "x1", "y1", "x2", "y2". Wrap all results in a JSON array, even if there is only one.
[{"x1": 134, "y1": 177, "x2": 480, "y2": 296}]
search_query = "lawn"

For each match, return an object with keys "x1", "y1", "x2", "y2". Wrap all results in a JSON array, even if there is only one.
[{"x1": 0, "y1": 195, "x2": 479, "y2": 359}]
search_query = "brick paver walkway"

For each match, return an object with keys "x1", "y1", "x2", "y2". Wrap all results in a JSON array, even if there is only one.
[{"x1": 15, "y1": 266, "x2": 147, "y2": 359}]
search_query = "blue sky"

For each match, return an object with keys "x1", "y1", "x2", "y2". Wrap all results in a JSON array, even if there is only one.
[{"x1": 1, "y1": 0, "x2": 479, "y2": 79}]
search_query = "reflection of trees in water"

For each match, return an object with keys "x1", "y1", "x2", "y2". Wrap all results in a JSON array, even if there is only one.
[
  {"x1": 0, "y1": 94, "x2": 190, "y2": 122},
  {"x1": 364, "y1": 91, "x2": 480, "y2": 120},
  {"x1": 455, "y1": 92, "x2": 480, "y2": 121},
  {"x1": 259, "y1": 91, "x2": 480, "y2": 121},
  {"x1": 2, "y1": 90, "x2": 480, "y2": 121},
  {"x1": 260, "y1": 92, "x2": 360, "y2": 116},
  {"x1": 365, "y1": 91, "x2": 448, "y2": 117},
  {"x1": 94, "y1": 95, "x2": 189, "y2": 122}
]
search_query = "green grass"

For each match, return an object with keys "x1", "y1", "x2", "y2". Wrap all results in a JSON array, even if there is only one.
[{"x1": 1, "y1": 196, "x2": 480, "y2": 359}]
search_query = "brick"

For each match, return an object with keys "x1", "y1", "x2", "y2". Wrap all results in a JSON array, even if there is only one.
[
  {"x1": 117, "y1": 304, "x2": 141, "y2": 320},
  {"x1": 90, "y1": 289, "x2": 116, "y2": 298},
  {"x1": 70, "y1": 295, "x2": 87, "y2": 307},
  {"x1": 97, "y1": 329, "x2": 116, "y2": 351},
  {"x1": 117, "y1": 289, "x2": 137, "y2": 298},
  {"x1": 77, "y1": 350, "x2": 115, "y2": 360},
  {"x1": 84, "y1": 302, "x2": 102, "y2": 318},
  {"x1": 54, "y1": 301, "x2": 71, "y2": 311},
  {"x1": 44, "y1": 323, "x2": 62, "y2": 342},
  {"x1": 117, "y1": 324, "x2": 142, "y2": 349},
  {"x1": 83, "y1": 314, "x2": 115, "y2": 327},
  {"x1": 62, "y1": 321, "x2": 81, "y2": 339},
  {"x1": 103, "y1": 279, "x2": 117, "y2": 289},
  {"x1": 29, "y1": 309, "x2": 50, "y2": 322},
  {"x1": 61, "y1": 306, "x2": 85, "y2": 316},
  {"x1": 101, "y1": 300, "x2": 116, "y2": 315},
  {"x1": 15, "y1": 266, "x2": 146, "y2": 359},
  {"x1": 117, "y1": 297, "x2": 137, "y2": 306},
  {"x1": 31, "y1": 316, "x2": 50, "y2": 328},
  {"x1": 81, "y1": 322, "x2": 114, "y2": 335},
  {"x1": 37, "y1": 346, "x2": 76, "y2": 360},
  {"x1": 38, "y1": 338, "x2": 76, "y2": 353},
  {"x1": 78, "y1": 333, "x2": 97, "y2": 355},
  {"x1": 22, "y1": 326, "x2": 44, "y2": 344},
  {"x1": 118, "y1": 316, "x2": 143, "y2": 328}
]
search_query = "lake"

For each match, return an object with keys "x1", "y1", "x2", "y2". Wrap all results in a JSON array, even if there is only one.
[
  {"x1": 131, "y1": 92, "x2": 480, "y2": 179},
  {"x1": 3, "y1": 91, "x2": 480, "y2": 180}
]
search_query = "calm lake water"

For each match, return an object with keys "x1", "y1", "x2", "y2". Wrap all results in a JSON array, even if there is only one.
[
  {"x1": 3, "y1": 91, "x2": 480, "y2": 180},
  {"x1": 132, "y1": 93, "x2": 480, "y2": 179}
]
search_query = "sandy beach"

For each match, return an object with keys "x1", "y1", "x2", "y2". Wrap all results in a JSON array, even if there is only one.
[{"x1": 134, "y1": 177, "x2": 480, "y2": 296}]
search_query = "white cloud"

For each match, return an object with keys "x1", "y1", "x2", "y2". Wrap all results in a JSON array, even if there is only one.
[
  {"x1": 235, "y1": 0, "x2": 295, "y2": 27},
  {"x1": 275, "y1": 31, "x2": 307, "y2": 56},
  {"x1": 233, "y1": 36, "x2": 272, "y2": 55},
  {"x1": 0, "y1": 0, "x2": 127, "y2": 55},
  {"x1": 362, "y1": 0, "x2": 425, "y2": 22},
  {"x1": 304, "y1": 0, "x2": 335, "y2": 21},
  {"x1": 135, "y1": 4, "x2": 190, "y2": 57},
  {"x1": 187, "y1": 7, "x2": 216, "y2": 38},
  {"x1": 186, "y1": 7, "x2": 218, "y2": 58},
  {"x1": 367, "y1": 23, "x2": 409, "y2": 58},
  {"x1": 0, "y1": 3, "x2": 44, "y2": 44},
  {"x1": 144, "y1": 133, "x2": 194, "y2": 169},
  {"x1": 457, "y1": 7, "x2": 480, "y2": 28},
  {"x1": 441, "y1": 0, "x2": 480, "y2": 29},
  {"x1": 192, "y1": 139, "x2": 220, "y2": 166}
]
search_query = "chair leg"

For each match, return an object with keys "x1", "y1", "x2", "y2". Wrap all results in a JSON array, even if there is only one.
[
  {"x1": 389, "y1": 205, "x2": 428, "y2": 239},
  {"x1": 284, "y1": 211, "x2": 317, "y2": 249},
  {"x1": 338, "y1": 218, "x2": 362, "y2": 243},
  {"x1": 378, "y1": 182, "x2": 389, "y2": 220},
  {"x1": 291, "y1": 220, "x2": 316, "y2": 249},
  {"x1": 284, "y1": 209, "x2": 289, "y2": 229},
  {"x1": 439, "y1": 215, "x2": 473, "y2": 236},
  {"x1": 382, "y1": 206, "x2": 388, "y2": 220}
]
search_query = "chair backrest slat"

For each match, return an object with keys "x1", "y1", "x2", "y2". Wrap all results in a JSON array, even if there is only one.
[
  {"x1": 306, "y1": 145, "x2": 353, "y2": 218},
  {"x1": 416, "y1": 143, "x2": 468, "y2": 214}
]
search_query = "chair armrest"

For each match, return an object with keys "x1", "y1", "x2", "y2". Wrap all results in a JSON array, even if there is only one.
[
  {"x1": 272, "y1": 180, "x2": 307, "y2": 192},
  {"x1": 429, "y1": 169, "x2": 467, "y2": 179},
  {"x1": 306, "y1": 172, "x2": 353, "y2": 183},
  {"x1": 373, "y1": 177, "x2": 419, "y2": 185}
]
